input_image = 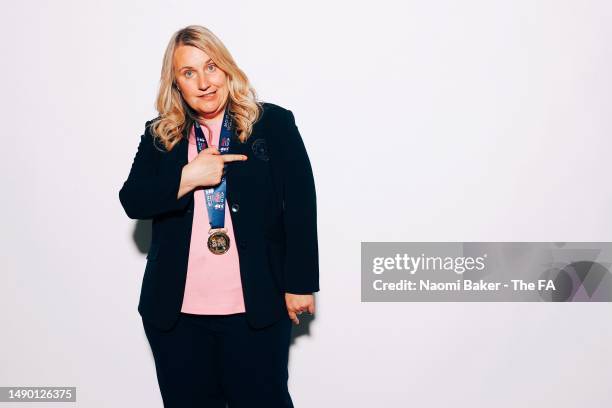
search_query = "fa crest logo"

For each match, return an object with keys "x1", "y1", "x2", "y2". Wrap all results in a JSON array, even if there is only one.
[{"x1": 251, "y1": 138, "x2": 269, "y2": 161}]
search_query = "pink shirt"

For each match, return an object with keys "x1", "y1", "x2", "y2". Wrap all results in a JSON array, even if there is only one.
[{"x1": 180, "y1": 120, "x2": 246, "y2": 315}]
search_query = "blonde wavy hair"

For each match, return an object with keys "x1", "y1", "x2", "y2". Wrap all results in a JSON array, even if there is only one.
[{"x1": 150, "y1": 25, "x2": 262, "y2": 151}]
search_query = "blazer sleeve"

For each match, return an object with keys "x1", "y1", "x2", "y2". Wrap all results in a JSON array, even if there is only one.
[
  {"x1": 118, "y1": 121, "x2": 193, "y2": 220},
  {"x1": 280, "y1": 109, "x2": 320, "y2": 294}
]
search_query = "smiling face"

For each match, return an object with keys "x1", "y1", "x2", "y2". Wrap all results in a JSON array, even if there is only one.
[{"x1": 173, "y1": 44, "x2": 229, "y2": 122}]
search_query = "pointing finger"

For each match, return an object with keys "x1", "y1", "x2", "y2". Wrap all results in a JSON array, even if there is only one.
[{"x1": 221, "y1": 154, "x2": 248, "y2": 163}]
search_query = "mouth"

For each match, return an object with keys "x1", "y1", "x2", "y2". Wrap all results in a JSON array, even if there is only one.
[{"x1": 200, "y1": 91, "x2": 216, "y2": 98}]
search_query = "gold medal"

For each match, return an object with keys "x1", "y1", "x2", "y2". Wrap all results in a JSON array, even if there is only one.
[{"x1": 207, "y1": 229, "x2": 230, "y2": 255}]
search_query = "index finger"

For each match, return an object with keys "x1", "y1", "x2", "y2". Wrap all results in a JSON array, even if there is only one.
[
  {"x1": 221, "y1": 154, "x2": 248, "y2": 162},
  {"x1": 288, "y1": 311, "x2": 299, "y2": 325}
]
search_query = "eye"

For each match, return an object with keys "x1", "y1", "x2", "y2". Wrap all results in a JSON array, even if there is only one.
[
  {"x1": 206, "y1": 64, "x2": 216, "y2": 72},
  {"x1": 185, "y1": 70, "x2": 194, "y2": 78}
]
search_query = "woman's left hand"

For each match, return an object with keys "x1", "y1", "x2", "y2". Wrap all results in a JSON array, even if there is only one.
[{"x1": 285, "y1": 293, "x2": 315, "y2": 325}]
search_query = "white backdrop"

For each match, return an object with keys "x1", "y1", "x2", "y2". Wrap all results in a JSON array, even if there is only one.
[{"x1": 2, "y1": 1, "x2": 612, "y2": 407}]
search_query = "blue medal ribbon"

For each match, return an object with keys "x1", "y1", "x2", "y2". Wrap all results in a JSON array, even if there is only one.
[{"x1": 193, "y1": 106, "x2": 233, "y2": 231}]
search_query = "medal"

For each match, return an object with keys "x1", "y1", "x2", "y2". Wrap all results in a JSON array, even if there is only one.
[
  {"x1": 207, "y1": 229, "x2": 231, "y2": 255},
  {"x1": 193, "y1": 106, "x2": 235, "y2": 254}
]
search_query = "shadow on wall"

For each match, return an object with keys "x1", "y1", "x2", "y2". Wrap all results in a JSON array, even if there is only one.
[
  {"x1": 290, "y1": 314, "x2": 314, "y2": 344},
  {"x1": 129, "y1": 219, "x2": 316, "y2": 343}
]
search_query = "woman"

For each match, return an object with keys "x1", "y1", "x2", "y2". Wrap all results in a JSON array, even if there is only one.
[{"x1": 118, "y1": 25, "x2": 319, "y2": 407}]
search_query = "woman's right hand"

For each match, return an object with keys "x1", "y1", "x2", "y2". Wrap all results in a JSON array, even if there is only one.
[{"x1": 178, "y1": 147, "x2": 247, "y2": 198}]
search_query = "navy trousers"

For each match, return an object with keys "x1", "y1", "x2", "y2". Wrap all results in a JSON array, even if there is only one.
[{"x1": 142, "y1": 312, "x2": 294, "y2": 408}]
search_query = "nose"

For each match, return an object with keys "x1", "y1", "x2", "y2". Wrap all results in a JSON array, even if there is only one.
[{"x1": 198, "y1": 73, "x2": 210, "y2": 91}]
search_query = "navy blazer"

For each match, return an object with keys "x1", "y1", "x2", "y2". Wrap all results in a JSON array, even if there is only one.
[{"x1": 119, "y1": 102, "x2": 319, "y2": 331}]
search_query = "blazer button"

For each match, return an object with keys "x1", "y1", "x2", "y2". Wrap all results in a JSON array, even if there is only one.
[
  {"x1": 239, "y1": 241, "x2": 247, "y2": 249},
  {"x1": 187, "y1": 209, "x2": 193, "y2": 214},
  {"x1": 231, "y1": 203, "x2": 240, "y2": 213}
]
